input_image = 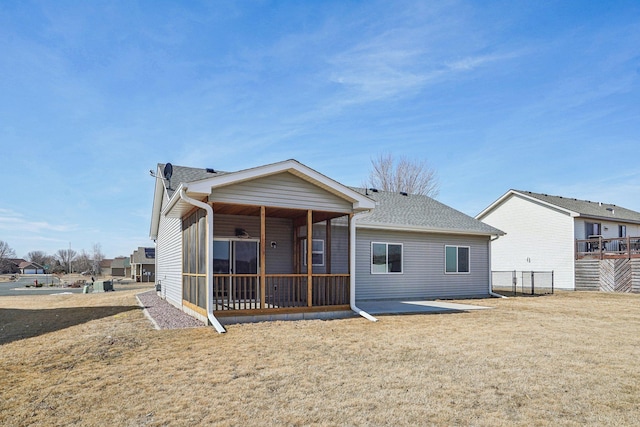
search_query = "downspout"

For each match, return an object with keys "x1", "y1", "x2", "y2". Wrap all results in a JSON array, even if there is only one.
[
  {"x1": 488, "y1": 235, "x2": 507, "y2": 299},
  {"x1": 179, "y1": 188, "x2": 227, "y2": 333},
  {"x1": 350, "y1": 211, "x2": 378, "y2": 322}
]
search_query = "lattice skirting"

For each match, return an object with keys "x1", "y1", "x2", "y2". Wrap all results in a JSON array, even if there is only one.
[{"x1": 575, "y1": 259, "x2": 640, "y2": 293}]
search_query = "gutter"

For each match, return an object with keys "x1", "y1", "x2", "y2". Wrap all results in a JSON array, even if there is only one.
[
  {"x1": 488, "y1": 235, "x2": 507, "y2": 299},
  {"x1": 349, "y1": 211, "x2": 378, "y2": 322},
  {"x1": 179, "y1": 188, "x2": 227, "y2": 333}
]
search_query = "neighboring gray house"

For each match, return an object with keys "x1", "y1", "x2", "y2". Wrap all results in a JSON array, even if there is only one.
[
  {"x1": 17, "y1": 261, "x2": 45, "y2": 274},
  {"x1": 130, "y1": 247, "x2": 156, "y2": 282},
  {"x1": 110, "y1": 257, "x2": 130, "y2": 277},
  {"x1": 477, "y1": 190, "x2": 640, "y2": 290},
  {"x1": 149, "y1": 159, "x2": 503, "y2": 331}
]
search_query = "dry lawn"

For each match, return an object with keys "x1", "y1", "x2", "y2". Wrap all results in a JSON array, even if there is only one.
[{"x1": 1, "y1": 290, "x2": 639, "y2": 426}]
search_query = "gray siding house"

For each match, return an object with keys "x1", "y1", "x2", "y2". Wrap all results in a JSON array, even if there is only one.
[{"x1": 149, "y1": 160, "x2": 503, "y2": 332}]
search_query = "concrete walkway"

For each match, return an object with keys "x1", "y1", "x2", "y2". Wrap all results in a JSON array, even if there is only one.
[{"x1": 357, "y1": 299, "x2": 492, "y2": 315}]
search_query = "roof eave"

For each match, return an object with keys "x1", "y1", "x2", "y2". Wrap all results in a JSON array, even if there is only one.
[
  {"x1": 575, "y1": 214, "x2": 640, "y2": 225},
  {"x1": 184, "y1": 159, "x2": 376, "y2": 210},
  {"x1": 357, "y1": 222, "x2": 505, "y2": 237},
  {"x1": 476, "y1": 189, "x2": 579, "y2": 219},
  {"x1": 149, "y1": 165, "x2": 167, "y2": 240}
]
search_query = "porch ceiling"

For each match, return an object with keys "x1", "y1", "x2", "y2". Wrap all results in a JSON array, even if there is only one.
[{"x1": 212, "y1": 202, "x2": 348, "y2": 223}]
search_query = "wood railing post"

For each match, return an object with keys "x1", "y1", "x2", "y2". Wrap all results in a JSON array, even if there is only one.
[
  {"x1": 627, "y1": 236, "x2": 632, "y2": 259},
  {"x1": 307, "y1": 210, "x2": 313, "y2": 307},
  {"x1": 599, "y1": 236, "x2": 603, "y2": 260},
  {"x1": 260, "y1": 206, "x2": 266, "y2": 309}
]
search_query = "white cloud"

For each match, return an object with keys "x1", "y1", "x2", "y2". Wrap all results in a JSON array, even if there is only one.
[{"x1": 0, "y1": 208, "x2": 76, "y2": 233}]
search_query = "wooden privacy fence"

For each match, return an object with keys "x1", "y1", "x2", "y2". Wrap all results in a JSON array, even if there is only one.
[
  {"x1": 575, "y1": 259, "x2": 640, "y2": 293},
  {"x1": 492, "y1": 271, "x2": 554, "y2": 296}
]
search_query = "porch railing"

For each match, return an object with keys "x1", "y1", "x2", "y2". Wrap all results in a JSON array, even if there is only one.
[
  {"x1": 212, "y1": 274, "x2": 350, "y2": 312},
  {"x1": 575, "y1": 236, "x2": 640, "y2": 260}
]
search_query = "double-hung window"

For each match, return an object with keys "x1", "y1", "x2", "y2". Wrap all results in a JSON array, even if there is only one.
[
  {"x1": 371, "y1": 242, "x2": 403, "y2": 274},
  {"x1": 445, "y1": 245, "x2": 470, "y2": 274},
  {"x1": 303, "y1": 239, "x2": 325, "y2": 266}
]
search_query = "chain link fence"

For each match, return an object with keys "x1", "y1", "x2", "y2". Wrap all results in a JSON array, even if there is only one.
[{"x1": 492, "y1": 271, "x2": 554, "y2": 296}]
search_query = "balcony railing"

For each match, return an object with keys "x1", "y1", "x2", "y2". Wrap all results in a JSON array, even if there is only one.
[
  {"x1": 212, "y1": 274, "x2": 350, "y2": 313},
  {"x1": 575, "y1": 236, "x2": 640, "y2": 260}
]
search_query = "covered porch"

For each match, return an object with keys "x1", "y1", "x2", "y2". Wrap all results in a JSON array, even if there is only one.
[
  {"x1": 207, "y1": 204, "x2": 353, "y2": 317},
  {"x1": 164, "y1": 160, "x2": 376, "y2": 324}
]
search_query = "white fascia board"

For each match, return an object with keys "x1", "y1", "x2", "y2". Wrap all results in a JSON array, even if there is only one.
[
  {"x1": 476, "y1": 189, "x2": 578, "y2": 219},
  {"x1": 356, "y1": 222, "x2": 504, "y2": 237},
  {"x1": 149, "y1": 166, "x2": 168, "y2": 239},
  {"x1": 185, "y1": 159, "x2": 376, "y2": 210},
  {"x1": 576, "y1": 214, "x2": 640, "y2": 226},
  {"x1": 161, "y1": 182, "x2": 188, "y2": 217}
]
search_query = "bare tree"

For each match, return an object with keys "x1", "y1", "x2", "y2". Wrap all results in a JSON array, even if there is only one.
[
  {"x1": 366, "y1": 153, "x2": 440, "y2": 197},
  {"x1": 92, "y1": 243, "x2": 105, "y2": 275},
  {"x1": 55, "y1": 248, "x2": 77, "y2": 274},
  {"x1": 26, "y1": 250, "x2": 55, "y2": 273},
  {"x1": 0, "y1": 240, "x2": 16, "y2": 274},
  {"x1": 75, "y1": 250, "x2": 93, "y2": 274},
  {"x1": 27, "y1": 250, "x2": 47, "y2": 264}
]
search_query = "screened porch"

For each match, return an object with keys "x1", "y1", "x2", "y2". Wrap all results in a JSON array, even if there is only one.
[{"x1": 181, "y1": 203, "x2": 354, "y2": 317}]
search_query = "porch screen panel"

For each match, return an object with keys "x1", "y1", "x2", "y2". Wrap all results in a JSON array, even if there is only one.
[
  {"x1": 189, "y1": 217, "x2": 196, "y2": 274},
  {"x1": 190, "y1": 276, "x2": 197, "y2": 305},
  {"x1": 182, "y1": 275, "x2": 189, "y2": 301},
  {"x1": 197, "y1": 276, "x2": 206, "y2": 308},
  {"x1": 198, "y1": 211, "x2": 206, "y2": 275},
  {"x1": 182, "y1": 208, "x2": 207, "y2": 309}
]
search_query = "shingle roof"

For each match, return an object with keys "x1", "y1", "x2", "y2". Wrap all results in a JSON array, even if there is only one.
[
  {"x1": 111, "y1": 257, "x2": 127, "y2": 269},
  {"x1": 514, "y1": 190, "x2": 640, "y2": 223},
  {"x1": 154, "y1": 163, "x2": 502, "y2": 236},
  {"x1": 158, "y1": 163, "x2": 227, "y2": 198},
  {"x1": 352, "y1": 188, "x2": 504, "y2": 236}
]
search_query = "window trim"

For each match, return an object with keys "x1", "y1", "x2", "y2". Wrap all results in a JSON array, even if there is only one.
[
  {"x1": 445, "y1": 245, "x2": 471, "y2": 275},
  {"x1": 302, "y1": 238, "x2": 325, "y2": 267},
  {"x1": 371, "y1": 242, "x2": 404, "y2": 275}
]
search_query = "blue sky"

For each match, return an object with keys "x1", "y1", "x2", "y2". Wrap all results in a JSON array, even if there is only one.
[{"x1": 1, "y1": 0, "x2": 639, "y2": 259}]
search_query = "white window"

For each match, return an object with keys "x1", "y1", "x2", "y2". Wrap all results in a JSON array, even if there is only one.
[
  {"x1": 445, "y1": 246, "x2": 470, "y2": 274},
  {"x1": 619, "y1": 225, "x2": 627, "y2": 238},
  {"x1": 371, "y1": 242, "x2": 403, "y2": 274},
  {"x1": 303, "y1": 239, "x2": 325, "y2": 266}
]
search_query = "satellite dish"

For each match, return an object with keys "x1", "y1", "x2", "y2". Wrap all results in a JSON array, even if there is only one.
[{"x1": 163, "y1": 163, "x2": 173, "y2": 180}]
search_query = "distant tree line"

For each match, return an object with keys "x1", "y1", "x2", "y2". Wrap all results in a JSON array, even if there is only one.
[{"x1": 0, "y1": 241, "x2": 105, "y2": 275}]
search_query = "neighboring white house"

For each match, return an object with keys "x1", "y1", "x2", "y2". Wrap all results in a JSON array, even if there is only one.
[
  {"x1": 150, "y1": 159, "x2": 504, "y2": 331},
  {"x1": 476, "y1": 190, "x2": 640, "y2": 290}
]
